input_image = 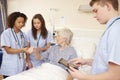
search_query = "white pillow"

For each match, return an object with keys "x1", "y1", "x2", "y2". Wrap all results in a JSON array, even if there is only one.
[{"x1": 71, "y1": 37, "x2": 96, "y2": 59}]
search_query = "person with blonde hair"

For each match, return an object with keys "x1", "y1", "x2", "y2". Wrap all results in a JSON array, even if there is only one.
[
  {"x1": 38, "y1": 28, "x2": 77, "y2": 80},
  {"x1": 40, "y1": 28, "x2": 77, "y2": 67}
]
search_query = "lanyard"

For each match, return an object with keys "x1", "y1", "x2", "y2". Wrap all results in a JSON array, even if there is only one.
[
  {"x1": 37, "y1": 34, "x2": 41, "y2": 47},
  {"x1": 102, "y1": 17, "x2": 120, "y2": 36}
]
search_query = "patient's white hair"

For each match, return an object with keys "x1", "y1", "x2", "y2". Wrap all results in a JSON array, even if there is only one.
[{"x1": 57, "y1": 28, "x2": 73, "y2": 45}]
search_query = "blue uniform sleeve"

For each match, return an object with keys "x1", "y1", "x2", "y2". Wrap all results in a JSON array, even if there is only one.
[
  {"x1": 46, "y1": 31, "x2": 54, "y2": 43},
  {"x1": 69, "y1": 47, "x2": 77, "y2": 60},
  {"x1": 41, "y1": 47, "x2": 51, "y2": 62},
  {"x1": 25, "y1": 30, "x2": 31, "y2": 43},
  {"x1": 108, "y1": 21, "x2": 120, "y2": 65},
  {"x1": 1, "y1": 30, "x2": 11, "y2": 47}
]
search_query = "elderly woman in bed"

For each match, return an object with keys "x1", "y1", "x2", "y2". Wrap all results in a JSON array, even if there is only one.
[{"x1": 31, "y1": 28, "x2": 77, "y2": 80}]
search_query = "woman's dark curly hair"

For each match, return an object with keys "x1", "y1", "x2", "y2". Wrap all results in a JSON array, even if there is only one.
[{"x1": 7, "y1": 12, "x2": 27, "y2": 28}]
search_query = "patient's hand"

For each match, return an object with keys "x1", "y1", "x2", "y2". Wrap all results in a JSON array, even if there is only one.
[{"x1": 27, "y1": 47, "x2": 34, "y2": 53}]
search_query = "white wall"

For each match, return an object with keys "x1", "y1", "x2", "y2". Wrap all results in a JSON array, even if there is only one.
[{"x1": 7, "y1": 0, "x2": 105, "y2": 33}]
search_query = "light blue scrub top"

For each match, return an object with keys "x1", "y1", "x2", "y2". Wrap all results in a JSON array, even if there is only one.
[
  {"x1": 26, "y1": 30, "x2": 53, "y2": 67},
  {"x1": 91, "y1": 16, "x2": 120, "y2": 74},
  {"x1": 0, "y1": 28, "x2": 27, "y2": 76}
]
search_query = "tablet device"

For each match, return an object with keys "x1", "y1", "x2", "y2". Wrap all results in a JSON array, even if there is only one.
[{"x1": 58, "y1": 58, "x2": 78, "y2": 70}]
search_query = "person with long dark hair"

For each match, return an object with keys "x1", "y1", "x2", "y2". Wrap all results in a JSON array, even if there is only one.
[{"x1": 26, "y1": 14, "x2": 53, "y2": 68}]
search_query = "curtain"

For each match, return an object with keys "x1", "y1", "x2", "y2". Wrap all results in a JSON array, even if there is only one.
[{"x1": 0, "y1": 0, "x2": 7, "y2": 35}]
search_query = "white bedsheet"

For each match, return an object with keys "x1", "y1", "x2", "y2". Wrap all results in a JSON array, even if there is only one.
[{"x1": 4, "y1": 63, "x2": 69, "y2": 80}]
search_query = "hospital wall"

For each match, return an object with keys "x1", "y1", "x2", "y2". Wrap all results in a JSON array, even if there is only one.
[{"x1": 7, "y1": 0, "x2": 105, "y2": 33}]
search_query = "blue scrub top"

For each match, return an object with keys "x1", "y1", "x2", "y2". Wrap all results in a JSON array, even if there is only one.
[
  {"x1": 91, "y1": 16, "x2": 120, "y2": 74},
  {"x1": 26, "y1": 30, "x2": 53, "y2": 67},
  {"x1": 0, "y1": 28, "x2": 27, "y2": 76}
]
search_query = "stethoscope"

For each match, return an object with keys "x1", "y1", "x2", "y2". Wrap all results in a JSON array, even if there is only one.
[
  {"x1": 11, "y1": 28, "x2": 25, "y2": 58},
  {"x1": 102, "y1": 17, "x2": 120, "y2": 36}
]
